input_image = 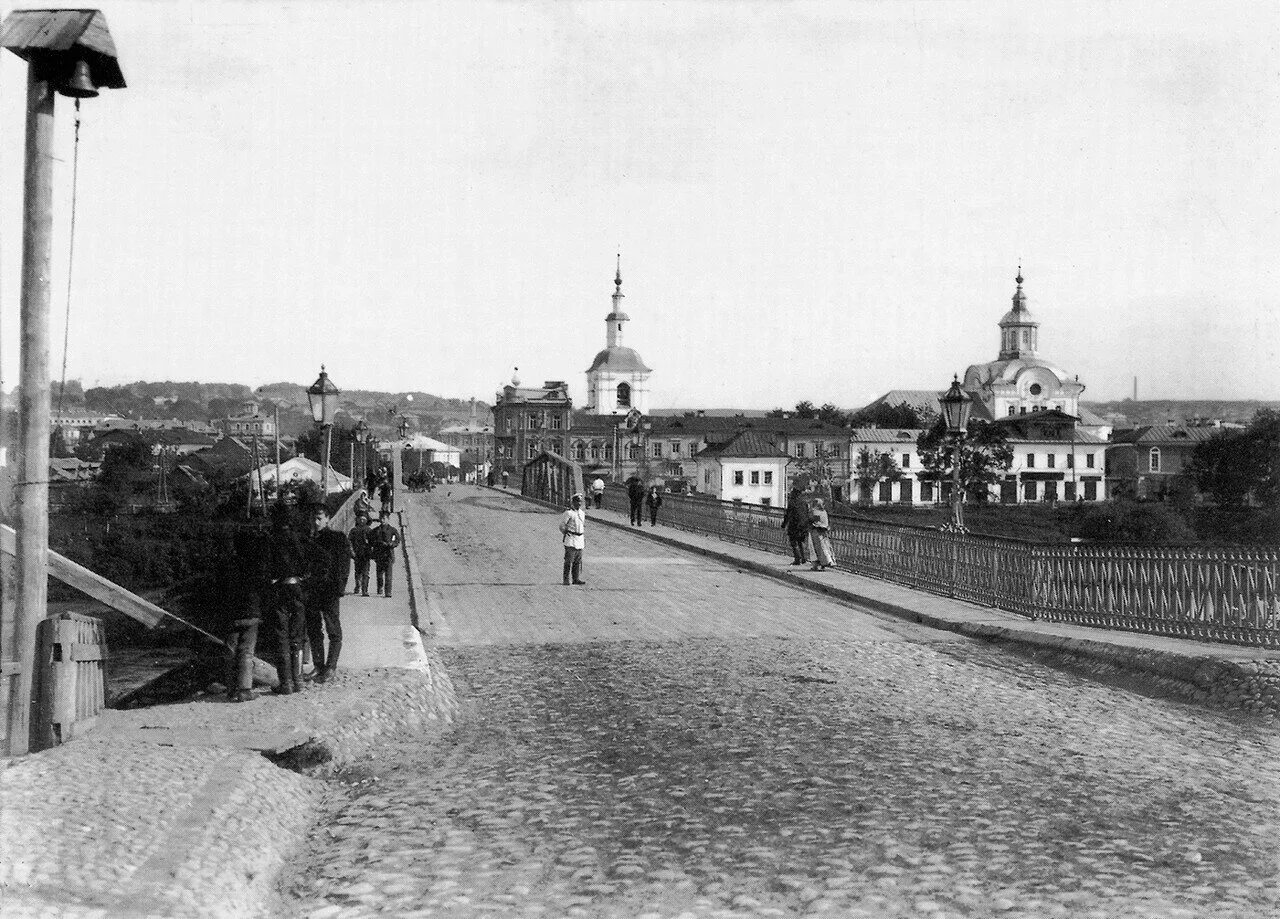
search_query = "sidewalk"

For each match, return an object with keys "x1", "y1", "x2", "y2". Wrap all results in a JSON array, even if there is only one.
[
  {"x1": 0, "y1": 512, "x2": 455, "y2": 919},
  {"x1": 512, "y1": 487, "x2": 1280, "y2": 717}
]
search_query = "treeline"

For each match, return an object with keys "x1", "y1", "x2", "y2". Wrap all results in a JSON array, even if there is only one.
[{"x1": 768, "y1": 400, "x2": 933, "y2": 429}]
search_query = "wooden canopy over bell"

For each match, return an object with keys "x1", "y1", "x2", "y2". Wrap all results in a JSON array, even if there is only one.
[{"x1": 0, "y1": 9, "x2": 126, "y2": 90}]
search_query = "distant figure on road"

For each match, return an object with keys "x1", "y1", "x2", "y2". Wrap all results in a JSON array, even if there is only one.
[
  {"x1": 590, "y1": 476, "x2": 606, "y2": 509},
  {"x1": 353, "y1": 489, "x2": 374, "y2": 520},
  {"x1": 560, "y1": 493, "x2": 587, "y2": 586},
  {"x1": 809, "y1": 498, "x2": 834, "y2": 571},
  {"x1": 781, "y1": 486, "x2": 812, "y2": 566},
  {"x1": 349, "y1": 515, "x2": 373, "y2": 597},
  {"x1": 372, "y1": 511, "x2": 402, "y2": 598},
  {"x1": 307, "y1": 505, "x2": 353, "y2": 683},
  {"x1": 626, "y1": 476, "x2": 645, "y2": 526},
  {"x1": 378, "y1": 478, "x2": 393, "y2": 516},
  {"x1": 266, "y1": 503, "x2": 307, "y2": 694},
  {"x1": 501, "y1": 469, "x2": 510, "y2": 489},
  {"x1": 645, "y1": 485, "x2": 663, "y2": 526}
]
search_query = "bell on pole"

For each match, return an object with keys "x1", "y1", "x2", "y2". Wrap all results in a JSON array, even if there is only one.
[{"x1": 59, "y1": 59, "x2": 98, "y2": 98}]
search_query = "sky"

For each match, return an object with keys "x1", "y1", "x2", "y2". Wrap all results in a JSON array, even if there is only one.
[{"x1": 0, "y1": 0, "x2": 1276, "y2": 411}]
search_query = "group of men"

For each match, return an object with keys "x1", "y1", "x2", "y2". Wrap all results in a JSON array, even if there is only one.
[{"x1": 225, "y1": 500, "x2": 402, "y2": 700}]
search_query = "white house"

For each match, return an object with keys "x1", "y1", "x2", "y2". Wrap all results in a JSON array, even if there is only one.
[
  {"x1": 245, "y1": 456, "x2": 351, "y2": 497},
  {"x1": 694, "y1": 430, "x2": 790, "y2": 507}
]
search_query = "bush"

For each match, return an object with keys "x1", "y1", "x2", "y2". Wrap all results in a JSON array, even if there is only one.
[{"x1": 1073, "y1": 500, "x2": 1198, "y2": 545}]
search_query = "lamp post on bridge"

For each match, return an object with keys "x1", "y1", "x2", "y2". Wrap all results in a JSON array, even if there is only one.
[
  {"x1": 353, "y1": 419, "x2": 369, "y2": 493},
  {"x1": 938, "y1": 375, "x2": 972, "y2": 531},
  {"x1": 307, "y1": 366, "x2": 340, "y2": 498}
]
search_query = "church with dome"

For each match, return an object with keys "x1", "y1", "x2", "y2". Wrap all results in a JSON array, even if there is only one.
[
  {"x1": 584, "y1": 257, "x2": 652, "y2": 415},
  {"x1": 962, "y1": 268, "x2": 1087, "y2": 420}
]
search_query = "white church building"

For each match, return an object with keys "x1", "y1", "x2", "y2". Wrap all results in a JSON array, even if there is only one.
[{"x1": 584, "y1": 257, "x2": 652, "y2": 416}]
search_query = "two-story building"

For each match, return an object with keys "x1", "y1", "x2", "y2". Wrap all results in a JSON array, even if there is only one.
[
  {"x1": 218, "y1": 400, "x2": 276, "y2": 438},
  {"x1": 492, "y1": 373, "x2": 572, "y2": 480},
  {"x1": 1106, "y1": 424, "x2": 1215, "y2": 501},
  {"x1": 694, "y1": 430, "x2": 790, "y2": 507}
]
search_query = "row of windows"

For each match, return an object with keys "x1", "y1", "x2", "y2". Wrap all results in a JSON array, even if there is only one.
[
  {"x1": 731, "y1": 470, "x2": 774, "y2": 486},
  {"x1": 794, "y1": 443, "x2": 842, "y2": 458},
  {"x1": 1024, "y1": 452, "x2": 1098, "y2": 469},
  {"x1": 862, "y1": 478, "x2": 1100, "y2": 503}
]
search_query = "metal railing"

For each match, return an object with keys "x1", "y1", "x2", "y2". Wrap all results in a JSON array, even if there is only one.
[
  {"x1": 522, "y1": 452, "x2": 584, "y2": 509},
  {"x1": 600, "y1": 485, "x2": 1280, "y2": 648}
]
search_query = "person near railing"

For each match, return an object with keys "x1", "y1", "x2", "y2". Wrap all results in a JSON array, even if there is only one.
[
  {"x1": 266, "y1": 502, "x2": 308, "y2": 694},
  {"x1": 305, "y1": 504, "x2": 354, "y2": 683},
  {"x1": 645, "y1": 485, "x2": 663, "y2": 526},
  {"x1": 590, "y1": 475, "x2": 606, "y2": 509},
  {"x1": 372, "y1": 510, "x2": 402, "y2": 598},
  {"x1": 809, "y1": 498, "x2": 834, "y2": 571},
  {"x1": 781, "y1": 485, "x2": 812, "y2": 566},
  {"x1": 349, "y1": 514, "x2": 373, "y2": 597},
  {"x1": 560, "y1": 493, "x2": 588, "y2": 586},
  {"x1": 626, "y1": 475, "x2": 645, "y2": 526},
  {"x1": 226, "y1": 522, "x2": 268, "y2": 703}
]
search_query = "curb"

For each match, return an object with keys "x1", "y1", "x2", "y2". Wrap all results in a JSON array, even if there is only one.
[{"x1": 504, "y1": 489, "x2": 1280, "y2": 716}]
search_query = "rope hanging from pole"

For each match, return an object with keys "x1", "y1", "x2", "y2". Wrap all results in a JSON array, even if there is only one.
[{"x1": 56, "y1": 98, "x2": 82, "y2": 415}]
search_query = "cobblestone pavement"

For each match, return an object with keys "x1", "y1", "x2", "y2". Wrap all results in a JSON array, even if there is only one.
[{"x1": 283, "y1": 489, "x2": 1280, "y2": 919}]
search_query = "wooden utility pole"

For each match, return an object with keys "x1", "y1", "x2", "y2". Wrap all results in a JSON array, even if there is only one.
[
  {"x1": 8, "y1": 66, "x2": 55, "y2": 755},
  {"x1": 273, "y1": 403, "x2": 281, "y2": 505}
]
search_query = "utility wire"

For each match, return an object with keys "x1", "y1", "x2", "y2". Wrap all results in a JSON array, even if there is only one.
[{"x1": 56, "y1": 98, "x2": 82, "y2": 415}]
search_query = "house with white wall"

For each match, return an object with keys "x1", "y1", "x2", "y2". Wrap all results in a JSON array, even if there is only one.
[{"x1": 694, "y1": 430, "x2": 790, "y2": 507}]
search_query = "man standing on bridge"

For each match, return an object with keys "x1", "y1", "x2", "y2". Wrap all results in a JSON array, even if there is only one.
[
  {"x1": 560, "y1": 493, "x2": 587, "y2": 586},
  {"x1": 306, "y1": 505, "x2": 353, "y2": 683}
]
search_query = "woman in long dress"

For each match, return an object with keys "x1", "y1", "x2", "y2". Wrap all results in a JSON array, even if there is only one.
[{"x1": 809, "y1": 498, "x2": 835, "y2": 571}]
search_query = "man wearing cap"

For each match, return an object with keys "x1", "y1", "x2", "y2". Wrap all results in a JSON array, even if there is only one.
[{"x1": 560, "y1": 493, "x2": 587, "y2": 586}]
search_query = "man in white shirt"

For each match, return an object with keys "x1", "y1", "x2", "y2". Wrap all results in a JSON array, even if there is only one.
[
  {"x1": 590, "y1": 477, "x2": 606, "y2": 509},
  {"x1": 559, "y1": 493, "x2": 587, "y2": 586}
]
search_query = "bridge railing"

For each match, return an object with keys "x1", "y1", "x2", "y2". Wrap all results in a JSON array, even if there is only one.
[{"x1": 600, "y1": 485, "x2": 1280, "y2": 648}]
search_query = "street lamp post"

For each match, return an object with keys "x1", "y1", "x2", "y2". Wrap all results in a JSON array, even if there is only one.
[
  {"x1": 353, "y1": 419, "x2": 368, "y2": 493},
  {"x1": 938, "y1": 375, "x2": 972, "y2": 530},
  {"x1": 307, "y1": 366, "x2": 340, "y2": 498}
]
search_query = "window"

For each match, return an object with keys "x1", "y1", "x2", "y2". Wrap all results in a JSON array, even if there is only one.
[
  {"x1": 733, "y1": 470, "x2": 744, "y2": 485},
  {"x1": 902, "y1": 454, "x2": 911, "y2": 468},
  {"x1": 1086, "y1": 453, "x2": 1095, "y2": 469},
  {"x1": 704, "y1": 469, "x2": 711, "y2": 485},
  {"x1": 1084, "y1": 480, "x2": 1098, "y2": 500},
  {"x1": 1149, "y1": 448, "x2": 1161, "y2": 472},
  {"x1": 878, "y1": 481, "x2": 893, "y2": 502},
  {"x1": 549, "y1": 413, "x2": 562, "y2": 430},
  {"x1": 629, "y1": 443, "x2": 641, "y2": 460},
  {"x1": 899, "y1": 479, "x2": 914, "y2": 503},
  {"x1": 794, "y1": 443, "x2": 806, "y2": 458},
  {"x1": 1026, "y1": 453, "x2": 1036, "y2": 468},
  {"x1": 1020, "y1": 406, "x2": 1027, "y2": 415},
  {"x1": 574, "y1": 443, "x2": 586, "y2": 461},
  {"x1": 1029, "y1": 383, "x2": 1042, "y2": 396},
  {"x1": 590, "y1": 445, "x2": 600, "y2": 460},
  {"x1": 1023, "y1": 481, "x2": 1037, "y2": 501},
  {"x1": 763, "y1": 471, "x2": 773, "y2": 485},
  {"x1": 1064, "y1": 481, "x2": 1076, "y2": 501},
  {"x1": 921, "y1": 481, "x2": 934, "y2": 502},
  {"x1": 1066, "y1": 453, "x2": 1075, "y2": 469},
  {"x1": 1044, "y1": 481, "x2": 1058, "y2": 502},
  {"x1": 670, "y1": 442, "x2": 680, "y2": 456},
  {"x1": 616, "y1": 382, "x2": 631, "y2": 408},
  {"x1": 813, "y1": 442, "x2": 822, "y2": 457},
  {"x1": 750, "y1": 471, "x2": 760, "y2": 485},
  {"x1": 761, "y1": 497, "x2": 772, "y2": 507},
  {"x1": 526, "y1": 443, "x2": 537, "y2": 460},
  {"x1": 1008, "y1": 406, "x2": 1016, "y2": 416},
  {"x1": 1047, "y1": 454, "x2": 1056, "y2": 469},
  {"x1": 652, "y1": 442, "x2": 663, "y2": 458},
  {"x1": 604, "y1": 444, "x2": 613, "y2": 460}
]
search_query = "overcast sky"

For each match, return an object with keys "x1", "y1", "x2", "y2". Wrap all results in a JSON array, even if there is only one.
[{"x1": 0, "y1": 1, "x2": 1276, "y2": 410}]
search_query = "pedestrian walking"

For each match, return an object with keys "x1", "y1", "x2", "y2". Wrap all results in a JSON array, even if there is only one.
[
  {"x1": 378, "y1": 478, "x2": 393, "y2": 516},
  {"x1": 809, "y1": 498, "x2": 835, "y2": 571},
  {"x1": 590, "y1": 476, "x2": 606, "y2": 509},
  {"x1": 353, "y1": 488, "x2": 373, "y2": 520},
  {"x1": 372, "y1": 511, "x2": 402, "y2": 598},
  {"x1": 560, "y1": 493, "x2": 587, "y2": 585},
  {"x1": 645, "y1": 485, "x2": 663, "y2": 526},
  {"x1": 501, "y1": 469, "x2": 510, "y2": 489},
  {"x1": 306, "y1": 505, "x2": 354, "y2": 683},
  {"x1": 626, "y1": 475, "x2": 645, "y2": 526},
  {"x1": 349, "y1": 514, "x2": 373, "y2": 596},
  {"x1": 781, "y1": 486, "x2": 812, "y2": 565},
  {"x1": 265, "y1": 502, "x2": 307, "y2": 694},
  {"x1": 225, "y1": 522, "x2": 267, "y2": 703}
]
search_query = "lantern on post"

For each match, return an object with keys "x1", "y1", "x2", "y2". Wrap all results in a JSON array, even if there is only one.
[
  {"x1": 353, "y1": 419, "x2": 369, "y2": 491},
  {"x1": 307, "y1": 366, "x2": 340, "y2": 497},
  {"x1": 938, "y1": 375, "x2": 972, "y2": 529},
  {"x1": 1, "y1": 9, "x2": 125, "y2": 757}
]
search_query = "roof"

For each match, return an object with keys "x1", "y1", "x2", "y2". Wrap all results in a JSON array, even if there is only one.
[
  {"x1": 859, "y1": 389, "x2": 946, "y2": 417},
  {"x1": 1110, "y1": 424, "x2": 1219, "y2": 446},
  {"x1": 0, "y1": 9, "x2": 125, "y2": 88},
  {"x1": 696, "y1": 429, "x2": 788, "y2": 459},
  {"x1": 849, "y1": 428, "x2": 925, "y2": 444},
  {"x1": 587, "y1": 346, "x2": 652, "y2": 374}
]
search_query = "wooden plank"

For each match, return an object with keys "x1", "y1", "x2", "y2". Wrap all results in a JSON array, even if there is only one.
[
  {"x1": 0, "y1": 524, "x2": 163, "y2": 628},
  {"x1": 65, "y1": 643, "x2": 106, "y2": 663}
]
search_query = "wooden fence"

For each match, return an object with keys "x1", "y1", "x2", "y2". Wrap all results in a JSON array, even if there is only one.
[
  {"x1": 32, "y1": 612, "x2": 107, "y2": 751},
  {"x1": 602, "y1": 486, "x2": 1280, "y2": 648}
]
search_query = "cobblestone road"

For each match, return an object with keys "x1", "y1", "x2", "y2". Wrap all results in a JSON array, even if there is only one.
[{"x1": 283, "y1": 489, "x2": 1280, "y2": 919}]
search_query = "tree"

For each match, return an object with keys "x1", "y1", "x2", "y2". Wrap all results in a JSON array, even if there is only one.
[
  {"x1": 792, "y1": 443, "x2": 842, "y2": 503},
  {"x1": 794, "y1": 400, "x2": 817, "y2": 419},
  {"x1": 817, "y1": 403, "x2": 849, "y2": 426},
  {"x1": 848, "y1": 400, "x2": 932, "y2": 430},
  {"x1": 1191, "y1": 409, "x2": 1280, "y2": 508},
  {"x1": 92, "y1": 434, "x2": 156, "y2": 516},
  {"x1": 853, "y1": 447, "x2": 902, "y2": 503},
  {"x1": 916, "y1": 419, "x2": 1013, "y2": 504},
  {"x1": 49, "y1": 426, "x2": 72, "y2": 459}
]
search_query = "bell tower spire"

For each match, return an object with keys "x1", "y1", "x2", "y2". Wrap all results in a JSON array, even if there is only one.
[
  {"x1": 606, "y1": 253, "x2": 629, "y2": 348},
  {"x1": 998, "y1": 266, "x2": 1039, "y2": 359}
]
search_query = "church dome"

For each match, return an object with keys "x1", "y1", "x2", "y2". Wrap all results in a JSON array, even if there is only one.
[
  {"x1": 964, "y1": 356, "x2": 1069, "y2": 390},
  {"x1": 587, "y1": 346, "x2": 652, "y2": 374}
]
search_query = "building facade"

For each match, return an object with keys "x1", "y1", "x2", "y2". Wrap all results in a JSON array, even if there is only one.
[
  {"x1": 1106, "y1": 424, "x2": 1215, "y2": 501},
  {"x1": 492, "y1": 372, "x2": 572, "y2": 480},
  {"x1": 438, "y1": 398, "x2": 495, "y2": 469},
  {"x1": 694, "y1": 430, "x2": 790, "y2": 507},
  {"x1": 218, "y1": 400, "x2": 276, "y2": 438}
]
